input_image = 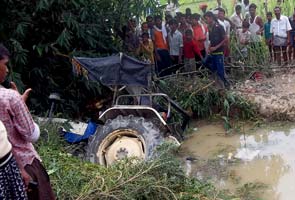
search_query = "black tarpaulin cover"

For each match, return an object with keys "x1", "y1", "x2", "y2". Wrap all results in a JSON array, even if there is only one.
[{"x1": 72, "y1": 54, "x2": 150, "y2": 87}]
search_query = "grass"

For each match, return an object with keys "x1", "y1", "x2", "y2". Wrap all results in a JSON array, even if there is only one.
[{"x1": 36, "y1": 122, "x2": 237, "y2": 200}]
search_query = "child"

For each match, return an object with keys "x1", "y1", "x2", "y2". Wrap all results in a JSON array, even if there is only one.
[
  {"x1": 237, "y1": 20, "x2": 251, "y2": 58},
  {"x1": 183, "y1": 29, "x2": 203, "y2": 72},
  {"x1": 264, "y1": 12, "x2": 273, "y2": 61},
  {"x1": 136, "y1": 32, "x2": 154, "y2": 64}
]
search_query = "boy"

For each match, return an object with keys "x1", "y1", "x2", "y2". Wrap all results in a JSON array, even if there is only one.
[
  {"x1": 168, "y1": 19, "x2": 183, "y2": 68},
  {"x1": 237, "y1": 21, "x2": 251, "y2": 58},
  {"x1": 137, "y1": 32, "x2": 154, "y2": 64},
  {"x1": 183, "y1": 29, "x2": 203, "y2": 72}
]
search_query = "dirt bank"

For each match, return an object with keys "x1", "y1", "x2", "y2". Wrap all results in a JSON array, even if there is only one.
[{"x1": 234, "y1": 70, "x2": 295, "y2": 120}]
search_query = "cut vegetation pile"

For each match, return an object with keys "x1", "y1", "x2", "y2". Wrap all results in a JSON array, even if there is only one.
[{"x1": 157, "y1": 73, "x2": 257, "y2": 130}]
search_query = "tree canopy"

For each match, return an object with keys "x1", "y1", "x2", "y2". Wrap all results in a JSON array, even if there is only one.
[{"x1": 0, "y1": 0, "x2": 160, "y2": 117}]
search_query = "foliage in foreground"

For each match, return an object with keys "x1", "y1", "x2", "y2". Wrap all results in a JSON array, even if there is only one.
[{"x1": 36, "y1": 123, "x2": 235, "y2": 200}]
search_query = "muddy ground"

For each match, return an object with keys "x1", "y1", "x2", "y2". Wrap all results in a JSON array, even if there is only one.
[{"x1": 234, "y1": 69, "x2": 295, "y2": 120}]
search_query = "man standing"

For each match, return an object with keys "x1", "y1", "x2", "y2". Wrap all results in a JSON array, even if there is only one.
[
  {"x1": 270, "y1": 6, "x2": 292, "y2": 65},
  {"x1": 199, "y1": 3, "x2": 208, "y2": 17},
  {"x1": 192, "y1": 13, "x2": 207, "y2": 67},
  {"x1": 168, "y1": 19, "x2": 183, "y2": 71},
  {"x1": 152, "y1": 15, "x2": 171, "y2": 76},
  {"x1": 178, "y1": 13, "x2": 192, "y2": 36},
  {"x1": 146, "y1": 15, "x2": 154, "y2": 39},
  {"x1": 204, "y1": 11, "x2": 228, "y2": 88},
  {"x1": 248, "y1": 3, "x2": 263, "y2": 43},
  {"x1": 0, "y1": 44, "x2": 55, "y2": 200},
  {"x1": 231, "y1": 5, "x2": 244, "y2": 32}
]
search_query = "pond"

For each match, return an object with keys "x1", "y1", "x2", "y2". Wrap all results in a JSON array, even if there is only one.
[{"x1": 180, "y1": 122, "x2": 295, "y2": 200}]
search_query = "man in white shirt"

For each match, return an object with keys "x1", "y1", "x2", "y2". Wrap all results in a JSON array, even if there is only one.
[
  {"x1": 231, "y1": 5, "x2": 244, "y2": 31},
  {"x1": 270, "y1": 6, "x2": 292, "y2": 65},
  {"x1": 168, "y1": 19, "x2": 183, "y2": 71}
]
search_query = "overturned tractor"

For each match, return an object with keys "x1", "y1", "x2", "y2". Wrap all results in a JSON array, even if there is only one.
[{"x1": 72, "y1": 53, "x2": 189, "y2": 166}]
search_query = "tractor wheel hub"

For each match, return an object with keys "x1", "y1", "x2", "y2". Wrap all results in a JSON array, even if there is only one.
[{"x1": 104, "y1": 136, "x2": 144, "y2": 165}]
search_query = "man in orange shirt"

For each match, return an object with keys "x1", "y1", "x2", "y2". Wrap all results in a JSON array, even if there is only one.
[
  {"x1": 191, "y1": 13, "x2": 207, "y2": 67},
  {"x1": 152, "y1": 15, "x2": 171, "y2": 77}
]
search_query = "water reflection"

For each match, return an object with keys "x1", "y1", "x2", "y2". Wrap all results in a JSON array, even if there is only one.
[{"x1": 181, "y1": 124, "x2": 295, "y2": 200}]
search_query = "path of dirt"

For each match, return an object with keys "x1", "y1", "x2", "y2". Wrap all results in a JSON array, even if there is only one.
[{"x1": 234, "y1": 70, "x2": 295, "y2": 120}]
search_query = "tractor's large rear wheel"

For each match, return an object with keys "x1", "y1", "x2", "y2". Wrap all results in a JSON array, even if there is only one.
[{"x1": 86, "y1": 115, "x2": 164, "y2": 166}]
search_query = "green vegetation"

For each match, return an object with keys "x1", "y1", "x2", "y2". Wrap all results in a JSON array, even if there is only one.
[{"x1": 37, "y1": 123, "x2": 236, "y2": 200}]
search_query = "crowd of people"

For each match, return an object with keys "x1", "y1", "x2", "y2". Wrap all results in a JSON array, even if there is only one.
[{"x1": 120, "y1": 0, "x2": 295, "y2": 88}]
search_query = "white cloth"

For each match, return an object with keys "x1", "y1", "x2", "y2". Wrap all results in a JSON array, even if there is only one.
[
  {"x1": 0, "y1": 121, "x2": 12, "y2": 159},
  {"x1": 153, "y1": 24, "x2": 167, "y2": 44},
  {"x1": 168, "y1": 30, "x2": 183, "y2": 56},
  {"x1": 224, "y1": 20, "x2": 231, "y2": 37},
  {"x1": 218, "y1": 19, "x2": 226, "y2": 32},
  {"x1": 31, "y1": 122, "x2": 40, "y2": 143},
  {"x1": 237, "y1": 29, "x2": 251, "y2": 45},
  {"x1": 218, "y1": 19, "x2": 231, "y2": 37},
  {"x1": 270, "y1": 15, "x2": 292, "y2": 38},
  {"x1": 249, "y1": 16, "x2": 262, "y2": 42}
]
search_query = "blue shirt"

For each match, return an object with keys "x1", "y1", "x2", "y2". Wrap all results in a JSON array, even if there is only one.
[{"x1": 264, "y1": 21, "x2": 272, "y2": 40}]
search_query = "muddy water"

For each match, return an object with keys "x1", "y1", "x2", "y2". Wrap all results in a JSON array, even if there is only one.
[{"x1": 180, "y1": 122, "x2": 295, "y2": 200}]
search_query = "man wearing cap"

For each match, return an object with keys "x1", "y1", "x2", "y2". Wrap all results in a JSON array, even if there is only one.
[{"x1": 199, "y1": 3, "x2": 208, "y2": 18}]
